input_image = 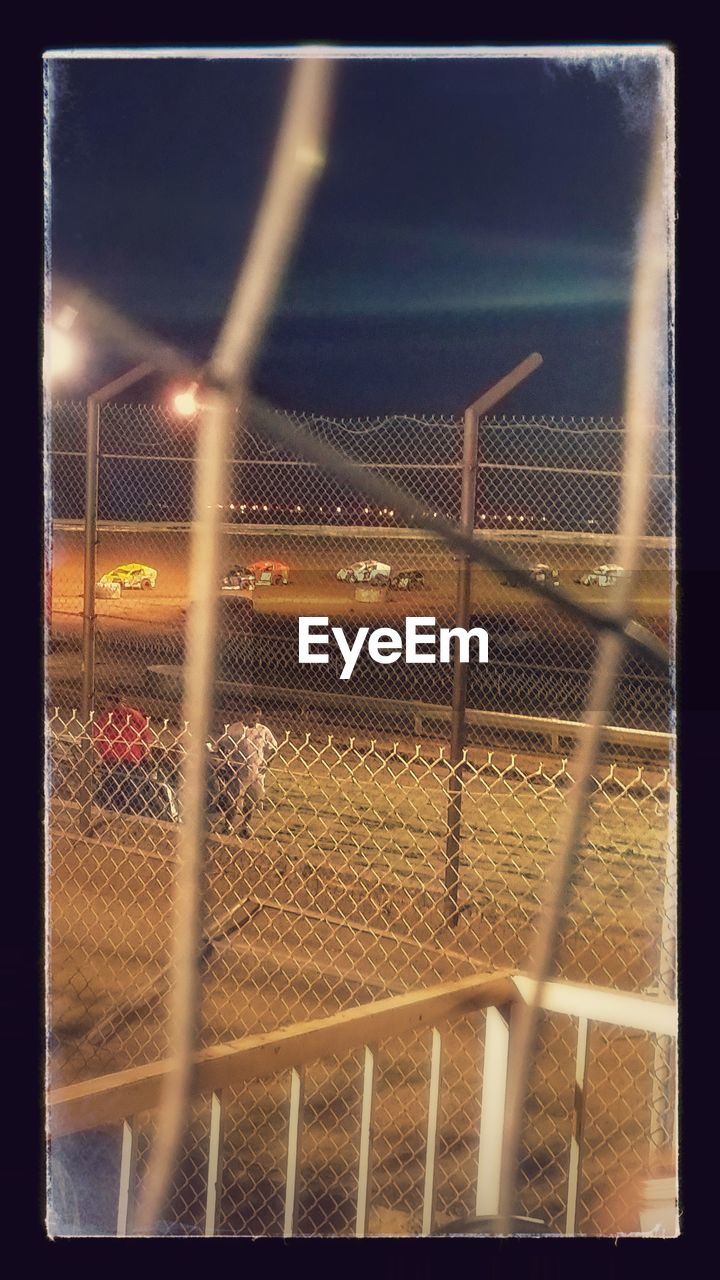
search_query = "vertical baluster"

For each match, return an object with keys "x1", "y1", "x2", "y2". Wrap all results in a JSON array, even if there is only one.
[
  {"x1": 475, "y1": 1004, "x2": 512, "y2": 1218},
  {"x1": 284, "y1": 1066, "x2": 305, "y2": 1238},
  {"x1": 565, "y1": 1017, "x2": 590, "y2": 1235},
  {"x1": 204, "y1": 1090, "x2": 226, "y2": 1237},
  {"x1": 356, "y1": 1044, "x2": 377, "y2": 1237},
  {"x1": 421, "y1": 1027, "x2": 443, "y2": 1236},
  {"x1": 117, "y1": 1116, "x2": 139, "y2": 1237}
]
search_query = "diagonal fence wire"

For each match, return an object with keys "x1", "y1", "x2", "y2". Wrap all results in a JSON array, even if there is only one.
[
  {"x1": 47, "y1": 284, "x2": 669, "y2": 676},
  {"x1": 47, "y1": 62, "x2": 672, "y2": 1240},
  {"x1": 497, "y1": 111, "x2": 670, "y2": 1232},
  {"x1": 242, "y1": 397, "x2": 669, "y2": 673},
  {"x1": 133, "y1": 56, "x2": 336, "y2": 1236}
]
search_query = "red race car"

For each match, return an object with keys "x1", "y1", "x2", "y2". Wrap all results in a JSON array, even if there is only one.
[{"x1": 249, "y1": 559, "x2": 289, "y2": 586}]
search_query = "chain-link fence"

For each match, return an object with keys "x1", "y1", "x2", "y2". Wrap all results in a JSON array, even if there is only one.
[
  {"x1": 46, "y1": 396, "x2": 675, "y2": 1235},
  {"x1": 47, "y1": 400, "x2": 672, "y2": 739},
  {"x1": 47, "y1": 706, "x2": 675, "y2": 1234},
  {"x1": 44, "y1": 46, "x2": 677, "y2": 1235},
  {"x1": 49, "y1": 1011, "x2": 673, "y2": 1237}
]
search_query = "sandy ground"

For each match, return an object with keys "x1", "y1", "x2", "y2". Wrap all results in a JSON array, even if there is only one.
[{"x1": 47, "y1": 734, "x2": 674, "y2": 1237}]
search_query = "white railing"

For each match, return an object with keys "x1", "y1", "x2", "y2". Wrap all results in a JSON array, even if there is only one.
[{"x1": 48, "y1": 971, "x2": 677, "y2": 1238}]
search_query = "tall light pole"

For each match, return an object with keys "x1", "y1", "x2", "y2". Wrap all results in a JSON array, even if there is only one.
[
  {"x1": 80, "y1": 361, "x2": 155, "y2": 721},
  {"x1": 444, "y1": 353, "x2": 543, "y2": 927}
]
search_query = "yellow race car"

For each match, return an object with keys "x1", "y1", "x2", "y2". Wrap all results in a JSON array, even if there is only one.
[{"x1": 97, "y1": 563, "x2": 158, "y2": 591}]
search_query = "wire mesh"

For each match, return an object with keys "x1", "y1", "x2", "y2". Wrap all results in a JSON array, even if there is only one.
[
  {"x1": 44, "y1": 44, "x2": 675, "y2": 1240},
  {"x1": 48, "y1": 711, "x2": 673, "y2": 1071},
  {"x1": 47, "y1": 400, "x2": 672, "y2": 740},
  {"x1": 47, "y1": 706, "x2": 675, "y2": 1234}
]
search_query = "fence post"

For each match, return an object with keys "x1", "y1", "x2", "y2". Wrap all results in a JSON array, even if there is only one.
[
  {"x1": 444, "y1": 403, "x2": 479, "y2": 926},
  {"x1": 421, "y1": 1026, "x2": 444, "y2": 1236},
  {"x1": 284, "y1": 1065, "x2": 306, "y2": 1237},
  {"x1": 444, "y1": 354, "x2": 543, "y2": 926},
  {"x1": 80, "y1": 396, "x2": 100, "y2": 724},
  {"x1": 355, "y1": 1044, "x2": 378, "y2": 1238},
  {"x1": 80, "y1": 360, "x2": 157, "y2": 723},
  {"x1": 565, "y1": 1016, "x2": 591, "y2": 1235},
  {"x1": 116, "y1": 1116, "x2": 139, "y2": 1237},
  {"x1": 204, "y1": 1089, "x2": 226, "y2": 1237},
  {"x1": 76, "y1": 397, "x2": 101, "y2": 836},
  {"x1": 475, "y1": 1004, "x2": 513, "y2": 1218},
  {"x1": 650, "y1": 820, "x2": 677, "y2": 1172}
]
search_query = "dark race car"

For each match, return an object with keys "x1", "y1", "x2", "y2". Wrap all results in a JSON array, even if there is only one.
[
  {"x1": 389, "y1": 569, "x2": 425, "y2": 591},
  {"x1": 501, "y1": 563, "x2": 560, "y2": 589},
  {"x1": 222, "y1": 565, "x2": 255, "y2": 591}
]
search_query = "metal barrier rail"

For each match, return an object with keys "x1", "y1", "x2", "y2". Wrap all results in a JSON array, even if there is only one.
[
  {"x1": 49, "y1": 971, "x2": 677, "y2": 1237},
  {"x1": 52, "y1": 518, "x2": 672, "y2": 548},
  {"x1": 144, "y1": 667, "x2": 673, "y2": 755}
]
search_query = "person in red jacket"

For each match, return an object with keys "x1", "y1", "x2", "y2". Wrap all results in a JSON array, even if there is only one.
[
  {"x1": 92, "y1": 698, "x2": 152, "y2": 809},
  {"x1": 93, "y1": 699, "x2": 151, "y2": 763}
]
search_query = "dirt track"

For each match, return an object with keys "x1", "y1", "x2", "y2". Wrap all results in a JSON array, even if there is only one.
[{"x1": 50, "y1": 527, "x2": 671, "y2": 624}]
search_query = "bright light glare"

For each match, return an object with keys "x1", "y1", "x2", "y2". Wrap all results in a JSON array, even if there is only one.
[
  {"x1": 173, "y1": 383, "x2": 199, "y2": 417},
  {"x1": 44, "y1": 325, "x2": 82, "y2": 383}
]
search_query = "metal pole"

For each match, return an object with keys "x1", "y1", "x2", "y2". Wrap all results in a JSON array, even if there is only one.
[
  {"x1": 443, "y1": 353, "x2": 543, "y2": 927},
  {"x1": 79, "y1": 359, "x2": 157, "y2": 723},
  {"x1": 497, "y1": 112, "x2": 668, "y2": 1232},
  {"x1": 80, "y1": 396, "x2": 100, "y2": 723},
  {"x1": 444, "y1": 404, "x2": 479, "y2": 925},
  {"x1": 133, "y1": 57, "x2": 335, "y2": 1236},
  {"x1": 77, "y1": 360, "x2": 159, "y2": 835},
  {"x1": 650, "y1": 818, "x2": 677, "y2": 1172}
]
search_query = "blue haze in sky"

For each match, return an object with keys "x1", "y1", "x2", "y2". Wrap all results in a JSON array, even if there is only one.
[{"x1": 48, "y1": 54, "x2": 662, "y2": 416}]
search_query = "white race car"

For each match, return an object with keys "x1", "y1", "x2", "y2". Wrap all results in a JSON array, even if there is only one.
[
  {"x1": 576, "y1": 563, "x2": 624, "y2": 587},
  {"x1": 336, "y1": 560, "x2": 391, "y2": 584}
]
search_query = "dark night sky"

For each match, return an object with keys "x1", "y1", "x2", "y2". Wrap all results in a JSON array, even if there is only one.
[{"x1": 47, "y1": 52, "x2": 662, "y2": 415}]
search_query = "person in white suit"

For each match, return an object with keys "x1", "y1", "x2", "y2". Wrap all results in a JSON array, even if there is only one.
[{"x1": 219, "y1": 707, "x2": 278, "y2": 838}]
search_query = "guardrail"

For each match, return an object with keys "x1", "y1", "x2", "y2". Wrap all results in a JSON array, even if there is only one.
[
  {"x1": 52, "y1": 519, "x2": 673, "y2": 549},
  {"x1": 49, "y1": 970, "x2": 677, "y2": 1237},
  {"x1": 144, "y1": 666, "x2": 673, "y2": 756}
]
